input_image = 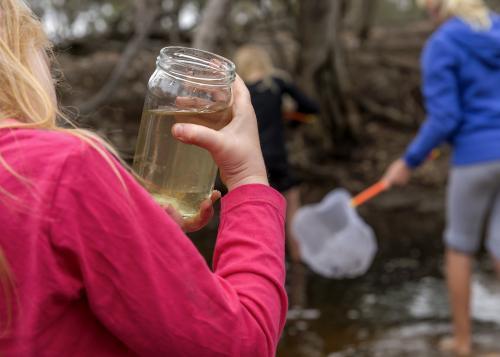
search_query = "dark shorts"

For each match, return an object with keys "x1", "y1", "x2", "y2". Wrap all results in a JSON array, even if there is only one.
[{"x1": 266, "y1": 159, "x2": 300, "y2": 193}]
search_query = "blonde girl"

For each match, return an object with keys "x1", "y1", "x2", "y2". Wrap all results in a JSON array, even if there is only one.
[
  {"x1": 417, "y1": 0, "x2": 492, "y2": 29},
  {"x1": 0, "y1": 1, "x2": 288, "y2": 355},
  {"x1": 384, "y1": 0, "x2": 500, "y2": 355},
  {"x1": 234, "y1": 45, "x2": 319, "y2": 264}
]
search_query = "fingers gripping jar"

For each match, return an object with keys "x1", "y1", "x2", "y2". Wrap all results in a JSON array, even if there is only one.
[{"x1": 133, "y1": 47, "x2": 235, "y2": 218}]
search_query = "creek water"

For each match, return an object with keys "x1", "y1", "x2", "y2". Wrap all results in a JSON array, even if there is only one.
[
  {"x1": 278, "y1": 260, "x2": 499, "y2": 356},
  {"x1": 275, "y1": 189, "x2": 500, "y2": 356},
  {"x1": 191, "y1": 187, "x2": 500, "y2": 356}
]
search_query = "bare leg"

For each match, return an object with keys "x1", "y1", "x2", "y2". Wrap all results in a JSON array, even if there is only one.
[
  {"x1": 288, "y1": 262, "x2": 306, "y2": 308},
  {"x1": 284, "y1": 187, "x2": 301, "y2": 263},
  {"x1": 494, "y1": 258, "x2": 500, "y2": 279},
  {"x1": 442, "y1": 249, "x2": 472, "y2": 355}
]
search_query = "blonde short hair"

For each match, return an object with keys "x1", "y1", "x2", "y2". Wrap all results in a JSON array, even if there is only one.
[
  {"x1": 233, "y1": 45, "x2": 275, "y2": 83},
  {"x1": 417, "y1": 0, "x2": 492, "y2": 29}
]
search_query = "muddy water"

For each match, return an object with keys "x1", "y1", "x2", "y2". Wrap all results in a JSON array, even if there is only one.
[
  {"x1": 190, "y1": 188, "x2": 500, "y2": 356},
  {"x1": 276, "y1": 189, "x2": 500, "y2": 356},
  {"x1": 278, "y1": 261, "x2": 500, "y2": 356}
]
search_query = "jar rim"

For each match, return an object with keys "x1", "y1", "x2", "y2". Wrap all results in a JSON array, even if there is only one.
[{"x1": 157, "y1": 46, "x2": 235, "y2": 87}]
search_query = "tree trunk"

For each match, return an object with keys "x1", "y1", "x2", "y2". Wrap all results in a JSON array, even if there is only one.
[
  {"x1": 192, "y1": 0, "x2": 232, "y2": 52},
  {"x1": 297, "y1": 0, "x2": 360, "y2": 155},
  {"x1": 79, "y1": 0, "x2": 160, "y2": 113},
  {"x1": 296, "y1": 0, "x2": 337, "y2": 97},
  {"x1": 167, "y1": 0, "x2": 183, "y2": 45},
  {"x1": 357, "y1": 0, "x2": 379, "y2": 43}
]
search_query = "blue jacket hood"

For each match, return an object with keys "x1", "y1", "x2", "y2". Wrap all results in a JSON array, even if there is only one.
[
  {"x1": 442, "y1": 14, "x2": 500, "y2": 68},
  {"x1": 404, "y1": 12, "x2": 500, "y2": 168}
]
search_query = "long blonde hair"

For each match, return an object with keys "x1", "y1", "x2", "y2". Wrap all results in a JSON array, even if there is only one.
[
  {"x1": 0, "y1": 0, "x2": 123, "y2": 161},
  {"x1": 417, "y1": 0, "x2": 492, "y2": 30},
  {"x1": 0, "y1": 0, "x2": 56, "y2": 127},
  {"x1": 0, "y1": 0, "x2": 125, "y2": 332}
]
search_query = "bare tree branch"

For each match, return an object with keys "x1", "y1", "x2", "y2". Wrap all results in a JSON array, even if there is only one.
[
  {"x1": 358, "y1": 0, "x2": 379, "y2": 43},
  {"x1": 296, "y1": 0, "x2": 337, "y2": 96},
  {"x1": 79, "y1": 0, "x2": 160, "y2": 113},
  {"x1": 296, "y1": 0, "x2": 364, "y2": 149},
  {"x1": 260, "y1": 3, "x2": 292, "y2": 72},
  {"x1": 168, "y1": 0, "x2": 183, "y2": 45},
  {"x1": 192, "y1": 0, "x2": 232, "y2": 52},
  {"x1": 357, "y1": 98, "x2": 416, "y2": 128}
]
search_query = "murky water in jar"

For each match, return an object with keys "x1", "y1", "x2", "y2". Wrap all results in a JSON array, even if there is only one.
[{"x1": 133, "y1": 106, "x2": 231, "y2": 217}]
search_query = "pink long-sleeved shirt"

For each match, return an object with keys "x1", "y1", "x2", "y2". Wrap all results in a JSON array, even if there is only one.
[{"x1": 0, "y1": 128, "x2": 287, "y2": 356}]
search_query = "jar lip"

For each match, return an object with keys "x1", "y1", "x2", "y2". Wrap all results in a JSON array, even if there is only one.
[{"x1": 157, "y1": 46, "x2": 236, "y2": 87}]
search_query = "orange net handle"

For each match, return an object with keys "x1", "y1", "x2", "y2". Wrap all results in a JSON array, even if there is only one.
[
  {"x1": 428, "y1": 148, "x2": 441, "y2": 160},
  {"x1": 351, "y1": 180, "x2": 390, "y2": 208},
  {"x1": 283, "y1": 111, "x2": 315, "y2": 123},
  {"x1": 350, "y1": 149, "x2": 440, "y2": 208}
]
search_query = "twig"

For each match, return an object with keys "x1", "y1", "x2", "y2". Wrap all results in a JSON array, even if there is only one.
[{"x1": 357, "y1": 98, "x2": 416, "y2": 128}]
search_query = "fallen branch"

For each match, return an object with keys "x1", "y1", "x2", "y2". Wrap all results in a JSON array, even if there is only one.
[
  {"x1": 357, "y1": 98, "x2": 416, "y2": 128},
  {"x1": 377, "y1": 56, "x2": 420, "y2": 72}
]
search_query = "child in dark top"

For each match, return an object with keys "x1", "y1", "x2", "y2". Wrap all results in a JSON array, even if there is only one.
[{"x1": 235, "y1": 45, "x2": 319, "y2": 262}]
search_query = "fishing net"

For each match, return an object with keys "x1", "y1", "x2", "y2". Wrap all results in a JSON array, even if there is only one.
[{"x1": 292, "y1": 189, "x2": 377, "y2": 279}]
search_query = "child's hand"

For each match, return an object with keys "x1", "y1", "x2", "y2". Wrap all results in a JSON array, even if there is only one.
[
  {"x1": 171, "y1": 76, "x2": 269, "y2": 191},
  {"x1": 382, "y1": 159, "x2": 412, "y2": 187},
  {"x1": 164, "y1": 190, "x2": 221, "y2": 232}
]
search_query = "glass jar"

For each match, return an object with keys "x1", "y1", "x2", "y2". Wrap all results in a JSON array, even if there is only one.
[{"x1": 133, "y1": 46, "x2": 235, "y2": 218}]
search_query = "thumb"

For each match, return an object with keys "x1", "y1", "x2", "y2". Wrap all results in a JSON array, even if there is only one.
[{"x1": 172, "y1": 123, "x2": 224, "y2": 154}]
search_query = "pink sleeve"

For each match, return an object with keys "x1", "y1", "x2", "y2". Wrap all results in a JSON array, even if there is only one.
[{"x1": 49, "y1": 143, "x2": 287, "y2": 356}]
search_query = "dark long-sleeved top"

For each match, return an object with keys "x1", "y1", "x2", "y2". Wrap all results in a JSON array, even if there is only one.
[{"x1": 247, "y1": 77, "x2": 319, "y2": 165}]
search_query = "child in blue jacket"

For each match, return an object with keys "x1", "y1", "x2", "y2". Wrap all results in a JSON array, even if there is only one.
[{"x1": 383, "y1": 0, "x2": 500, "y2": 355}]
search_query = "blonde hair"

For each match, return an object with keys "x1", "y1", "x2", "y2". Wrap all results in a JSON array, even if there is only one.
[
  {"x1": 234, "y1": 44, "x2": 293, "y2": 94},
  {"x1": 417, "y1": 0, "x2": 492, "y2": 30},
  {"x1": 0, "y1": 0, "x2": 124, "y2": 139},
  {"x1": 234, "y1": 45, "x2": 275, "y2": 83},
  {"x1": 0, "y1": 0, "x2": 126, "y2": 332},
  {"x1": 0, "y1": 0, "x2": 55, "y2": 126},
  {"x1": 0, "y1": 0, "x2": 123, "y2": 163}
]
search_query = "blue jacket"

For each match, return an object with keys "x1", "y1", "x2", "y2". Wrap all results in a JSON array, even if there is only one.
[{"x1": 404, "y1": 14, "x2": 500, "y2": 168}]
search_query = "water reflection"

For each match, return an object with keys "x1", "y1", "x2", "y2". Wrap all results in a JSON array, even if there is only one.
[{"x1": 278, "y1": 259, "x2": 500, "y2": 356}]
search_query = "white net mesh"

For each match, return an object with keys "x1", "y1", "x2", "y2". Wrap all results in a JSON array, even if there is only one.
[{"x1": 292, "y1": 189, "x2": 377, "y2": 279}]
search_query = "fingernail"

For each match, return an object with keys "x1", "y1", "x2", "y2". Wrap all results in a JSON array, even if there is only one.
[{"x1": 173, "y1": 124, "x2": 184, "y2": 137}]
